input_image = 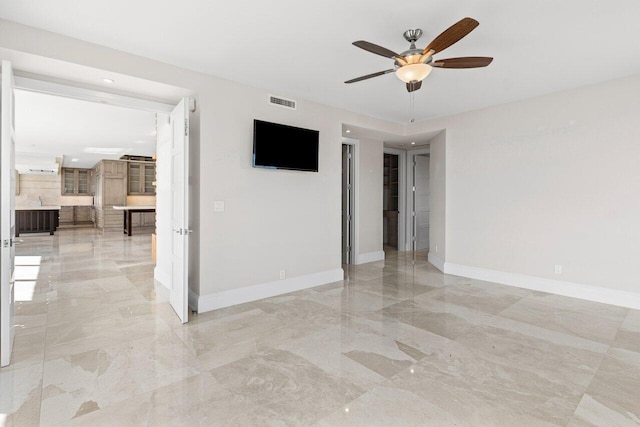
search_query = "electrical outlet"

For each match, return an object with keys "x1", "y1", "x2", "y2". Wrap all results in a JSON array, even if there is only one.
[
  {"x1": 279, "y1": 269, "x2": 286, "y2": 280},
  {"x1": 554, "y1": 265, "x2": 562, "y2": 275}
]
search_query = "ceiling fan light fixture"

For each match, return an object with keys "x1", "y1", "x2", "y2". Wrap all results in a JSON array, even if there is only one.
[{"x1": 395, "y1": 63, "x2": 432, "y2": 83}]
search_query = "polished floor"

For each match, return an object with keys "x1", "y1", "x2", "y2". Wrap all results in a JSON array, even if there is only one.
[{"x1": 1, "y1": 229, "x2": 639, "y2": 426}]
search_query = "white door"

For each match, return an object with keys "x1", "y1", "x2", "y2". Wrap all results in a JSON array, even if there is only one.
[
  {"x1": 169, "y1": 98, "x2": 190, "y2": 323},
  {"x1": 341, "y1": 144, "x2": 353, "y2": 264},
  {"x1": 1, "y1": 60, "x2": 16, "y2": 367},
  {"x1": 414, "y1": 155, "x2": 430, "y2": 251}
]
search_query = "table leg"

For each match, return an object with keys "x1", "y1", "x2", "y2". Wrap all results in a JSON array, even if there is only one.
[{"x1": 128, "y1": 210, "x2": 133, "y2": 236}]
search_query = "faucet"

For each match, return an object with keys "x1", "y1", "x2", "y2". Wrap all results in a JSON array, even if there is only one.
[{"x1": 37, "y1": 196, "x2": 43, "y2": 207}]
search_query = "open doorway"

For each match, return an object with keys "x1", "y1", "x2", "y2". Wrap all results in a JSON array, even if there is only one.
[
  {"x1": 1, "y1": 61, "x2": 193, "y2": 367},
  {"x1": 407, "y1": 148, "x2": 430, "y2": 262},
  {"x1": 413, "y1": 153, "x2": 430, "y2": 252},
  {"x1": 341, "y1": 144, "x2": 354, "y2": 265},
  {"x1": 383, "y1": 153, "x2": 399, "y2": 250}
]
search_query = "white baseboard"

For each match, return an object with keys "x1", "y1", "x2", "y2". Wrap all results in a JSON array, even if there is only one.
[
  {"x1": 193, "y1": 268, "x2": 344, "y2": 314},
  {"x1": 444, "y1": 262, "x2": 640, "y2": 310},
  {"x1": 356, "y1": 251, "x2": 385, "y2": 265},
  {"x1": 154, "y1": 266, "x2": 171, "y2": 289},
  {"x1": 427, "y1": 252, "x2": 445, "y2": 272}
]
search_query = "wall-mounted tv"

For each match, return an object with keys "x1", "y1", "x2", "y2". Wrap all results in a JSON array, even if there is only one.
[{"x1": 252, "y1": 119, "x2": 319, "y2": 172}]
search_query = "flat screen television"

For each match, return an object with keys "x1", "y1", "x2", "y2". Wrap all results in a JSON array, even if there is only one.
[{"x1": 252, "y1": 120, "x2": 319, "y2": 172}]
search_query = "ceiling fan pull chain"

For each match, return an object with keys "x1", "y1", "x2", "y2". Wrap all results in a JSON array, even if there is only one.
[{"x1": 409, "y1": 92, "x2": 415, "y2": 123}]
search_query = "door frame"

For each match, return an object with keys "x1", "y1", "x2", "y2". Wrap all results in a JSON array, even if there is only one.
[
  {"x1": 341, "y1": 137, "x2": 359, "y2": 264},
  {"x1": 383, "y1": 147, "x2": 406, "y2": 252},
  {"x1": 341, "y1": 143, "x2": 354, "y2": 265},
  {"x1": 405, "y1": 147, "x2": 430, "y2": 252},
  {"x1": 9, "y1": 74, "x2": 194, "y2": 315},
  {"x1": 1, "y1": 60, "x2": 17, "y2": 367}
]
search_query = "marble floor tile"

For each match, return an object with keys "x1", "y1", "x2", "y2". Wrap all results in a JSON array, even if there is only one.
[
  {"x1": 44, "y1": 312, "x2": 172, "y2": 360},
  {"x1": 424, "y1": 280, "x2": 530, "y2": 315},
  {"x1": 454, "y1": 324, "x2": 607, "y2": 388},
  {"x1": 610, "y1": 310, "x2": 640, "y2": 354},
  {"x1": 313, "y1": 385, "x2": 468, "y2": 427},
  {"x1": 388, "y1": 340, "x2": 587, "y2": 426},
  {"x1": 39, "y1": 330, "x2": 200, "y2": 425},
  {"x1": 381, "y1": 299, "x2": 493, "y2": 340},
  {"x1": 3, "y1": 230, "x2": 640, "y2": 426},
  {"x1": 64, "y1": 371, "x2": 248, "y2": 427},
  {"x1": 568, "y1": 347, "x2": 640, "y2": 426},
  {"x1": 210, "y1": 348, "x2": 365, "y2": 425},
  {"x1": 0, "y1": 363, "x2": 43, "y2": 427},
  {"x1": 498, "y1": 293, "x2": 628, "y2": 345}
]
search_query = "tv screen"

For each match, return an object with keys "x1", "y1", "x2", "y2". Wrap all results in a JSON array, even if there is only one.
[{"x1": 252, "y1": 120, "x2": 319, "y2": 172}]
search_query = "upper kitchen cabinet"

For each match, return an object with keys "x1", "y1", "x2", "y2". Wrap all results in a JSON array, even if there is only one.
[
  {"x1": 128, "y1": 162, "x2": 156, "y2": 195},
  {"x1": 61, "y1": 168, "x2": 92, "y2": 195}
]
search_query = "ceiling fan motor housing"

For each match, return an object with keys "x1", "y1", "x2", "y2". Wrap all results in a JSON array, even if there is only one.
[{"x1": 403, "y1": 29, "x2": 423, "y2": 43}]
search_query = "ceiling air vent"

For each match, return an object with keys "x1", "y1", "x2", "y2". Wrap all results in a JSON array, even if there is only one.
[{"x1": 269, "y1": 95, "x2": 296, "y2": 110}]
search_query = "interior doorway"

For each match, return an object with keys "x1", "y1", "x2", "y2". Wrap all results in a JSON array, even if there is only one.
[
  {"x1": 1, "y1": 60, "x2": 193, "y2": 367},
  {"x1": 341, "y1": 144, "x2": 354, "y2": 265},
  {"x1": 383, "y1": 152, "x2": 399, "y2": 250},
  {"x1": 412, "y1": 153, "x2": 430, "y2": 251}
]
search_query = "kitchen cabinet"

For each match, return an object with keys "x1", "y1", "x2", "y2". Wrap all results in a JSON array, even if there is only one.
[
  {"x1": 128, "y1": 162, "x2": 156, "y2": 195},
  {"x1": 16, "y1": 207, "x2": 60, "y2": 236},
  {"x1": 93, "y1": 160, "x2": 128, "y2": 230},
  {"x1": 62, "y1": 168, "x2": 92, "y2": 195},
  {"x1": 130, "y1": 211, "x2": 156, "y2": 227},
  {"x1": 58, "y1": 206, "x2": 94, "y2": 227}
]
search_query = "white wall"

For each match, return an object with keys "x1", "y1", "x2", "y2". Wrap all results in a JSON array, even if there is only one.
[
  {"x1": 357, "y1": 138, "x2": 383, "y2": 259},
  {"x1": 412, "y1": 75, "x2": 640, "y2": 296},
  {"x1": 428, "y1": 131, "x2": 446, "y2": 264},
  {"x1": 0, "y1": 20, "x2": 403, "y2": 309}
]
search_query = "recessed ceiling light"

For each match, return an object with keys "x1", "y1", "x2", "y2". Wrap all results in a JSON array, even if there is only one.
[
  {"x1": 411, "y1": 142, "x2": 416, "y2": 145},
  {"x1": 345, "y1": 130, "x2": 351, "y2": 133},
  {"x1": 71, "y1": 158, "x2": 79, "y2": 162},
  {"x1": 103, "y1": 78, "x2": 114, "y2": 84}
]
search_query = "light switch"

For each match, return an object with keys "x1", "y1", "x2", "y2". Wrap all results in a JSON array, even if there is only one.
[{"x1": 214, "y1": 201, "x2": 225, "y2": 212}]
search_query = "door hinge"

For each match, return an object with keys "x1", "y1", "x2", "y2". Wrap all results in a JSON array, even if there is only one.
[
  {"x1": 2, "y1": 239, "x2": 8, "y2": 248},
  {"x1": 412, "y1": 186, "x2": 416, "y2": 192},
  {"x1": 348, "y1": 153, "x2": 352, "y2": 159},
  {"x1": 184, "y1": 120, "x2": 189, "y2": 137}
]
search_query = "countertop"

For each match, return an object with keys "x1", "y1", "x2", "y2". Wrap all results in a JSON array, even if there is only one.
[
  {"x1": 112, "y1": 205, "x2": 156, "y2": 210},
  {"x1": 16, "y1": 206, "x2": 61, "y2": 211}
]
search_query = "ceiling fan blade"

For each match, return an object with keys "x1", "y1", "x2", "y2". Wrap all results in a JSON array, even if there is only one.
[
  {"x1": 423, "y1": 17, "x2": 479, "y2": 55},
  {"x1": 431, "y1": 57, "x2": 493, "y2": 68},
  {"x1": 345, "y1": 69, "x2": 395, "y2": 84},
  {"x1": 353, "y1": 41, "x2": 400, "y2": 59},
  {"x1": 406, "y1": 81, "x2": 422, "y2": 92}
]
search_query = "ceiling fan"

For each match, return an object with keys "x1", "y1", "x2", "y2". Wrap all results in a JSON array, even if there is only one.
[{"x1": 345, "y1": 17, "x2": 493, "y2": 92}]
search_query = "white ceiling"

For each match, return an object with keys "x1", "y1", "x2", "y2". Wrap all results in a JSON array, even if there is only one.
[
  {"x1": 2, "y1": 0, "x2": 640, "y2": 123},
  {"x1": 15, "y1": 90, "x2": 157, "y2": 169}
]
